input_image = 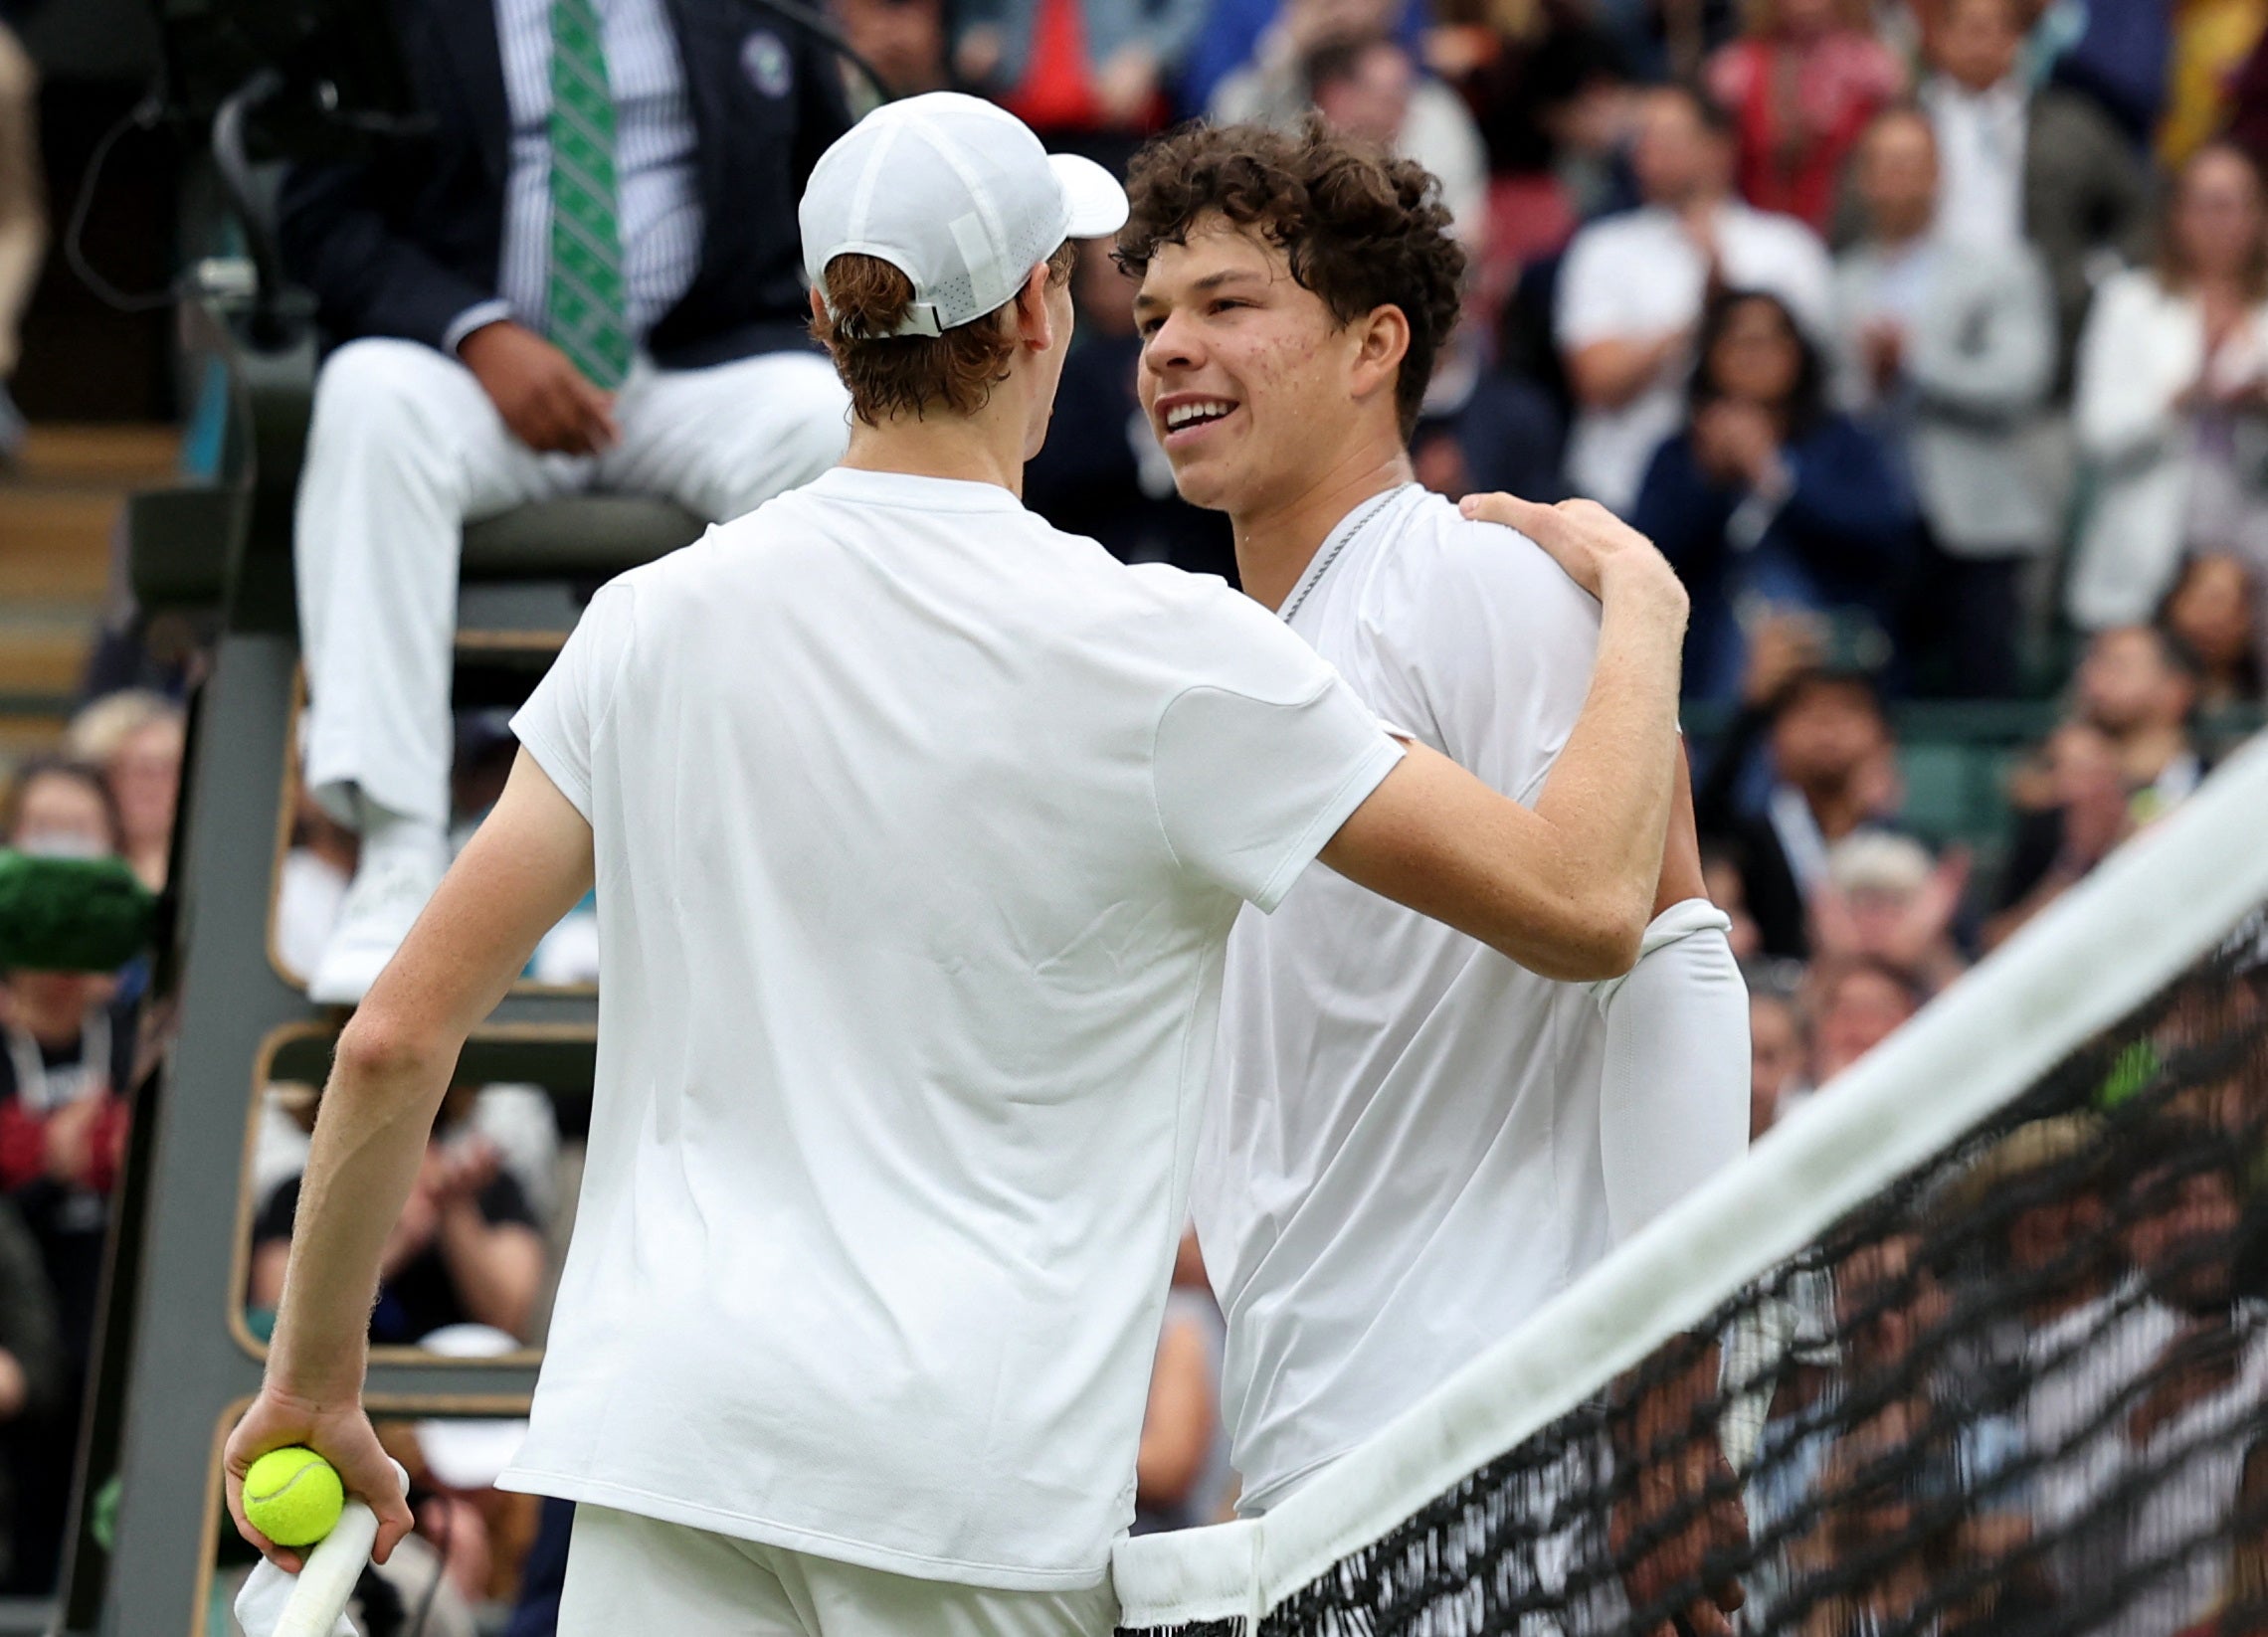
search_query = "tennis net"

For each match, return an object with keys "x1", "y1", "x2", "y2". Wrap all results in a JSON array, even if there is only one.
[{"x1": 1116, "y1": 735, "x2": 2268, "y2": 1637}]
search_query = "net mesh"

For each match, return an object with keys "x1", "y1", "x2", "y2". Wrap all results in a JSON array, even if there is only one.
[{"x1": 1120, "y1": 895, "x2": 2268, "y2": 1637}]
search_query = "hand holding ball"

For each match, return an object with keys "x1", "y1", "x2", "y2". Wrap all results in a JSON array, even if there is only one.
[{"x1": 243, "y1": 1447, "x2": 345, "y2": 1547}]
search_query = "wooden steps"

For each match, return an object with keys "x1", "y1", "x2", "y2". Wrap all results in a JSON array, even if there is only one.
[{"x1": 0, "y1": 424, "x2": 180, "y2": 753}]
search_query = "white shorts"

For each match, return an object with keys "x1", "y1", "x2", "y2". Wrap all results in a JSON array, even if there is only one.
[{"x1": 556, "y1": 1504, "x2": 1122, "y2": 1637}]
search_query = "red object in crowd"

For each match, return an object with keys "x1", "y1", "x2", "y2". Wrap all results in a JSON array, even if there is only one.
[
  {"x1": 0, "y1": 1092, "x2": 128, "y2": 1196},
  {"x1": 1001, "y1": 0, "x2": 1107, "y2": 132},
  {"x1": 1709, "y1": 32, "x2": 1904, "y2": 232}
]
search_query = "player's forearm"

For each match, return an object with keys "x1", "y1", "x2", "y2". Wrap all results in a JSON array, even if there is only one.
[
  {"x1": 266, "y1": 1030, "x2": 457, "y2": 1399},
  {"x1": 1527, "y1": 564, "x2": 1688, "y2": 961}
]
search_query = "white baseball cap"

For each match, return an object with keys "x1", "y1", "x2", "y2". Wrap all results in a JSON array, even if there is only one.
[{"x1": 800, "y1": 92, "x2": 1130, "y2": 338}]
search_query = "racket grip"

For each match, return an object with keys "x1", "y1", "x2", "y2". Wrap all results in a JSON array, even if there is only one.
[{"x1": 274, "y1": 1498, "x2": 380, "y2": 1637}]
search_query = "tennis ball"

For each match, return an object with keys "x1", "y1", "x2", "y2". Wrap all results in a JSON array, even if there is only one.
[{"x1": 243, "y1": 1446, "x2": 344, "y2": 1547}]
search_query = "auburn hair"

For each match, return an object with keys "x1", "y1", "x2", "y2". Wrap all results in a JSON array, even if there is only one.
[{"x1": 812, "y1": 242, "x2": 1077, "y2": 425}]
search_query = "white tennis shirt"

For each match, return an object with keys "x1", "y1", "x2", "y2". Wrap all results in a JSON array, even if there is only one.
[
  {"x1": 502, "y1": 466, "x2": 1403, "y2": 1588},
  {"x1": 1193, "y1": 483, "x2": 1614, "y2": 1514}
]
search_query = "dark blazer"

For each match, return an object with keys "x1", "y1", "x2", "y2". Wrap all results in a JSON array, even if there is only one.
[
  {"x1": 2022, "y1": 87, "x2": 2153, "y2": 387},
  {"x1": 278, "y1": 0, "x2": 850, "y2": 368}
]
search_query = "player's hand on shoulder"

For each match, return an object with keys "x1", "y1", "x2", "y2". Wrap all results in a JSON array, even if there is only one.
[{"x1": 1456, "y1": 493, "x2": 1687, "y2": 622}]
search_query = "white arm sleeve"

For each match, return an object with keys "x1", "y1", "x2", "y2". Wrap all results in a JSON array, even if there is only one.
[{"x1": 1591, "y1": 898, "x2": 1751, "y2": 1245}]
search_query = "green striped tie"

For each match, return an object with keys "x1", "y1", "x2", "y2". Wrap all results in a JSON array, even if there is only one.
[{"x1": 547, "y1": 0, "x2": 633, "y2": 389}]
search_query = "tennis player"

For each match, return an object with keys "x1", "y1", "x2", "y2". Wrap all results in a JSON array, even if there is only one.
[
  {"x1": 1119, "y1": 121, "x2": 1751, "y2": 1632},
  {"x1": 225, "y1": 95, "x2": 1694, "y2": 1637}
]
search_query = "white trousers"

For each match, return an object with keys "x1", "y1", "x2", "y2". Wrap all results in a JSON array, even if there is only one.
[
  {"x1": 556, "y1": 1505, "x2": 1121, "y2": 1637},
  {"x1": 294, "y1": 337, "x2": 850, "y2": 826}
]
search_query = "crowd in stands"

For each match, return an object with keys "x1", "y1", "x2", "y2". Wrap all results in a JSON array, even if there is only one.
[
  {"x1": 2, "y1": 0, "x2": 2268, "y2": 1624},
  {"x1": 0, "y1": 696, "x2": 179, "y2": 1594}
]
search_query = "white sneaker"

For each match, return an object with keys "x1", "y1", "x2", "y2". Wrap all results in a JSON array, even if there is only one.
[{"x1": 306, "y1": 831, "x2": 447, "y2": 1005}]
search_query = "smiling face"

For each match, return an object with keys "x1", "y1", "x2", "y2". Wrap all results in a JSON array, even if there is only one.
[{"x1": 1132, "y1": 216, "x2": 1393, "y2": 517}]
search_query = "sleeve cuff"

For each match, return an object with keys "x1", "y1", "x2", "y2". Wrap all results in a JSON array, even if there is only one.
[
  {"x1": 444, "y1": 300, "x2": 513, "y2": 356},
  {"x1": 1249, "y1": 733, "x2": 1407, "y2": 914},
  {"x1": 509, "y1": 708, "x2": 594, "y2": 825},
  {"x1": 1587, "y1": 897, "x2": 1735, "y2": 1007}
]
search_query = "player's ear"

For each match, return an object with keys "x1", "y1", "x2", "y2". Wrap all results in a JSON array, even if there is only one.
[
  {"x1": 1014, "y1": 261, "x2": 1056, "y2": 353},
  {"x1": 1349, "y1": 303, "x2": 1411, "y2": 403}
]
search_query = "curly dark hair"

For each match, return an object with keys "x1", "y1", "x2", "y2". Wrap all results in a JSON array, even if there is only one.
[{"x1": 1116, "y1": 118, "x2": 1465, "y2": 442}]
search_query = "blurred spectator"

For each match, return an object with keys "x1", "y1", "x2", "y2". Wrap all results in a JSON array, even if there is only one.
[
  {"x1": 1985, "y1": 720, "x2": 2135, "y2": 949},
  {"x1": 1834, "y1": 107, "x2": 2058, "y2": 697},
  {"x1": 1808, "y1": 829, "x2": 1971, "y2": 996},
  {"x1": 1409, "y1": 341, "x2": 1567, "y2": 503},
  {"x1": 0, "y1": 1195, "x2": 59, "y2": 1591},
  {"x1": 0, "y1": 759, "x2": 137, "y2": 1593},
  {"x1": 250, "y1": 1081, "x2": 562, "y2": 1266},
  {"x1": 1304, "y1": 35, "x2": 1489, "y2": 243},
  {"x1": 2045, "y1": 0, "x2": 2172, "y2": 148},
  {"x1": 1206, "y1": 24, "x2": 1488, "y2": 246},
  {"x1": 1178, "y1": 0, "x2": 1422, "y2": 123},
  {"x1": 834, "y1": 0, "x2": 952, "y2": 95},
  {"x1": 1021, "y1": 239, "x2": 1235, "y2": 578},
  {"x1": 0, "y1": 757, "x2": 118, "y2": 862},
  {"x1": 1918, "y1": 0, "x2": 2150, "y2": 385},
  {"x1": 2160, "y1": 554, "x2": 2266, "y2": 708},
  {"x1": 2189, "y1": 1438, "x2": 2268, "y2": 1636},
  {"x1": 1556, "y1": 83, "x2": 1833, "y2": 512},
  {"x1": 955, "y1": 0, "x2": 1200, "y2": 150},
  {"x1": 1696, "y1": 627, "x2": 1903, "y2": 962},
  {"x1": 1988, "y1": 623, "x2": 2202, "y2": 945},
  {"x1": 505, "y1": 1496, "x2": 577, "y2": 1637},
  {"x1": 1804, "y1": 954, "x2": 1920, "y2": 1085},
  {"x1": 2226, "y1": 13, "x2": 2268, "y2": 179},
  {"x1": 395, "y1": 1324, "x2": 544, "y2": 1612},
  {"x1": 0, "y1": 20, "x2": 38, "y2": 464},
  {"x1": 1982, "y1": 628, "x2": 2205, "y2": 951},
  {"x1": 1702, "y1": 841, "x2": 1766, "y2": 963},
  {"x1": 66, "y1": 691, "x2": 186, "y2": 893},
  {"x1": 2067, "y1": 144, "x2": 2268, "y2": 636},
  {"x1": 0, "y1": 759, "x2": 136, "y2": 1363},
  {"x1": 1133, "y1": 1229, "x2": 1230, "y2": 1533},
  {"x1": 2101, "y1": 1130, "x2": 2266, "y2": 1637},
  {"x1": 1445, "y1": 0, "x2": 1630, "y2": 214},
  {"x1": 1631, "y1": 288, "x2": 1914, "y2": 699},
  {"x1": 2075, "y1": 625, "x2": 2207, "y2": 811},
  {"x1": 1750, "y1": 987, "x2": 1809, "y2": 1136},
  {"x1": 251, "y1": 1084, "x2": 547, "y2": 1345},
  {"x1": 1704, "y1": 0, "x2": 1905, "y2": 233},
  {"x1": 2164, "y1": 0, "x2": 2268, "y2": 169},
  {"x1": 280, "y1": 0, "x2": 853, "y2": 1004}
]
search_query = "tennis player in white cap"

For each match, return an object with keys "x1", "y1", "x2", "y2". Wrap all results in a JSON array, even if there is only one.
[{"x1": 225, "y1": 92, "x2": 1693, "y2": 1637}]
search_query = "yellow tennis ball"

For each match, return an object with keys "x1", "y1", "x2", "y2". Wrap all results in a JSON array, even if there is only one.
[{"x1": 244, "y1": 1446, "x2": 344, "y2": 1547}]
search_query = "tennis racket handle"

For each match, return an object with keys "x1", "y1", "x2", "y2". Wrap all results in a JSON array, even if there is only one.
[{"x1": 274, "y1": 1499, "x2": 380, "y2": 1637}]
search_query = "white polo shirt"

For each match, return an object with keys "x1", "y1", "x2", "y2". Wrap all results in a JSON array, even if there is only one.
[
  {"x1": 502, "y1": 466, "x2": 1403, "y2": 1588},
  {"x1": 1557, "y1": 200, "x2": 1835, "y2": 512},
  {"x1": 1193, "y1": 484, "x2": 1613, "y2": 1514}
]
